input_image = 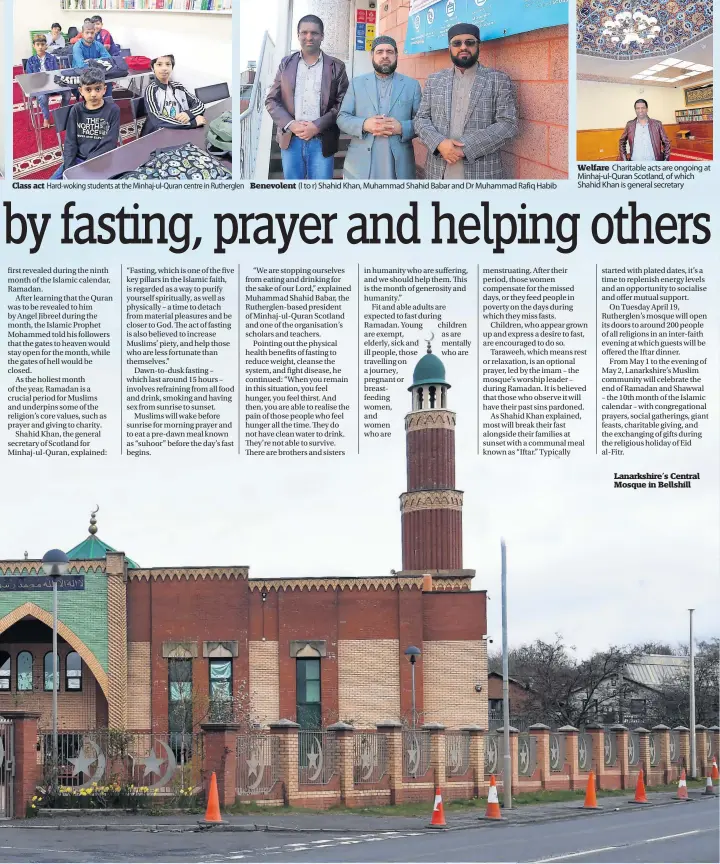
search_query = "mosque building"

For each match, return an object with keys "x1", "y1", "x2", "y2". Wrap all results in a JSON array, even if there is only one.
[{"x1": 0, "y1": 350, "x2": 488, "y2": 736}]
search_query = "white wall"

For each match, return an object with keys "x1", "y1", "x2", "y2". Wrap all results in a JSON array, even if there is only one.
[
  {"x1": 13, "y1": 0, "x2": 231, "y2": 90},
  {"x1": 577, "y1": 79, "x2": 713, "y2": 129}
]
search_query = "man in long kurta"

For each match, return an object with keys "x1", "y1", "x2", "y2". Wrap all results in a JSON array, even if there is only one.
[
  {"x1": 337, "y1": 36, "x2": 422, "y2": 180},
  {"x1": 414, "y1": 23, "x2": 518, "y2": 180}
]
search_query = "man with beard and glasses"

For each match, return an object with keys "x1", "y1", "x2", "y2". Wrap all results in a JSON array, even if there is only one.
[
  {"x1": 265, "y1": 14, "x2": 348, "y2": 180},
  {"x1": 337, "y1": 35, "x2": 421, "y2": 180},
  {"x1": 414, "y1": 23, "x2": 518, "y2": 180}
]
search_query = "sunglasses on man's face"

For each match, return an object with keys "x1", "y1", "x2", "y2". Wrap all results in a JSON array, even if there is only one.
[{"x1": 451, "y1": 39, "x2": 478, "y2": 48}]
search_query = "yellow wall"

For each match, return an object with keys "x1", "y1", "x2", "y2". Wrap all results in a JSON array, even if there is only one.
[{"x1": 577, "y1": 79, "x2": 713, "y2": 129}]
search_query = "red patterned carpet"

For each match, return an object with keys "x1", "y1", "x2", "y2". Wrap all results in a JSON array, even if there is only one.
[{"x1": 12, "y1": 64, "x2": 140, "y2": 179}]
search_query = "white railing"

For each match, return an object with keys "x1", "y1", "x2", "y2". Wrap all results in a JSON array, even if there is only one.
[{"x1": 239, "y1": 32, "x2": 276, "y2": 179}]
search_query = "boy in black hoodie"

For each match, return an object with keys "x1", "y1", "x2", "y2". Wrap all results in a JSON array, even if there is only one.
[{"x1": 51, "y1": 66, "x2": 120, "y2": 178}]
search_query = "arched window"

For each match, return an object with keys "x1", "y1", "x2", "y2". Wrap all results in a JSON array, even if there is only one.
[
  {"x1": 0, "y1": 652, "x2": 10, "y2": 691},
  {"x1": 44, "y1": 651, "x2": 60, "y2": 692},
  {"x1": 17, "y1": 651, "x2": 33, "y2": 691},
  {"x1": 66, "y1": 652, "x2": 82, "y2": 691}
]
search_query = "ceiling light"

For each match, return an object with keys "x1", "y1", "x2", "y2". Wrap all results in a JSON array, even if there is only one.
[
  {"x1": 675, "y1": 61, "x2": 694, "y2": 68},
  {"x1": 601, "y1": 8, "x2": 661, "y2": 47},
  {"x1": 692, "y1": 64, "x2": 713, "y2": 72},
  {"x1": 647, "y1": 65, "x2": 665, "y2": 71},
  {"x1": 631, "y1": 74, "x2": 647, "y2": 79},
  {"x1": 659, "y1": 58, "x2": 681, "y2": 66}
]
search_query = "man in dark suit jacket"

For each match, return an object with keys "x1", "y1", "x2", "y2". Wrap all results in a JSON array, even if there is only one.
[
  {"x1": 265, "y1": 15, "x2": 349, "y2": 180},
  {"x1": 618, "y1": 99, "x2": 671, "y2": 161}
]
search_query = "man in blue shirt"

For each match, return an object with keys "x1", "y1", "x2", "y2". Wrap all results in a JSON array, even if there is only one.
[{"x1": 72, "y1": 22, "x2": 113, "y2": 95}]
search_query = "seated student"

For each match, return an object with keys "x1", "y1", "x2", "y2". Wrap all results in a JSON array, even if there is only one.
[
  {"x1": 25, "y1": 34, "x2": 70, "y2": 128},
  {"x1": 46, "y1": 23, "x2": 65, "y2": 53},
  {"x1": 50, "y1": 66, "x2": 120, "y2": 179},
  {"x1": 70, "y1": 20, "x2": 91, "y2": 45},
  {"x1": 92, "y1": 16, "x2": 119, "y2": 55},
  {"x1": 142, "y1": 55, "x2": 207, "y2": 135},
  {"x1": 72, "y1": 21, "x2": 113, "y2": 95}
]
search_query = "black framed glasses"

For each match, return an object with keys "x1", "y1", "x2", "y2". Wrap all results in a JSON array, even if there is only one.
[{"x1": 450, "y1": 39, "x2": 478, "y2": 48}]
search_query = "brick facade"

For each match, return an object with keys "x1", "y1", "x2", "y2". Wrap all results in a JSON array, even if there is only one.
[
  {"x1": 378, "y1": 1, "x2": 568, "y2": 179},
  {"x1": 423, "y1": 640, "x2": 486, "y2": 727},
  {"x1": 338, "y1": 639, "x2": 401, "y2": 726}
]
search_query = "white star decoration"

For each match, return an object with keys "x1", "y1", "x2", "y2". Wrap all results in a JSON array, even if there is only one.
[
  {"x1": 141, "y1": 750, "x2": 165, "y2": 778},
  {"x1": 246, "y1": 753, "x2": 261, "y2": 779},
  {"x1": 69, "y1": 749, "x2": 96, "y2": 777},
  {"x1": 306, "y1": 747, "x2": 320, "y2": 771}
]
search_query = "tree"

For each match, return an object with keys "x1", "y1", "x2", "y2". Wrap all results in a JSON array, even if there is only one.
[
  {"x1": 487, "y1": 635, "x2": 642, "y2": 727},
  {"x1": 642, "y1": 638, "x2": 719, "y2": 727}
]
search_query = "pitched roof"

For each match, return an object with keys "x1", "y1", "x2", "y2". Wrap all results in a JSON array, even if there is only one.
[
  {"x1": 624, "y1": 654, "x2": 689, "y2": 691},
  {"x1": 66, "y1": 535, "x2": 139, "y2": 569}
]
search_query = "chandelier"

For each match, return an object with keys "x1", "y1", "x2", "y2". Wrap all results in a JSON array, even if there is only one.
[{"x1": 602, "y1": 10, "x2": 661, "y2": 46}]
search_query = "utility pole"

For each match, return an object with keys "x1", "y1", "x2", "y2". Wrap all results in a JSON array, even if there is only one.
[
  {"x1": 689, "y1": 609, "x2": 696, "y2": 779},
  {"x1": 501, "y1": 539, "x2": 511, "y2": 809}
]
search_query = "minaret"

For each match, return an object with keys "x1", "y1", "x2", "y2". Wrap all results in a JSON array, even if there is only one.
[{"x1": 400, "y1": 343, "x2": 463, "y2": 571}]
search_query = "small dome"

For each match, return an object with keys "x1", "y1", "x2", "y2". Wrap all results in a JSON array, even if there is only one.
[{"x1": 409, "y1": 350, "x2": 450, "y2": 390}]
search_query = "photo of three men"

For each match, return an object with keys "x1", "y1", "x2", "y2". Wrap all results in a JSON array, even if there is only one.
[{"x1": 264, "y1": 14, "x2": 519, "y2": 181}]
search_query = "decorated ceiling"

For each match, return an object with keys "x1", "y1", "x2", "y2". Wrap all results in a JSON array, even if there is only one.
[{"x1": 577, "y1": 1, "x2": 713, "y2": 60}]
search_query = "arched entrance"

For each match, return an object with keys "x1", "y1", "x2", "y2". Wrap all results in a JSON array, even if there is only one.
[{"x1": 0, "y1": 602, "x2": 109, "y2": 732}]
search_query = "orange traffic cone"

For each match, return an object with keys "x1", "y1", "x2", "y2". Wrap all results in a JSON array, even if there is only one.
[
  {"x1": 703, "y1": 775, "x2": 716, "y2": 796},
  {"x1": 204, "y1": 771, "x2": 222, "y2": 823},
  {"x1": 631, "y1": 768, "x2": 649, "y2": 804},
  {"x1": 583, "y1": 771, "x2": 600, "y2": 809},
  {"x1": 712, "y1": 757, "x2": 719, "y2": 782},
  {"x1": 484, "y1": 774, "x2": 503, "y2": 820},
  {"x1": 427, "y1": 787, "x2": 447, "y2": 829},
  {"x1": 673, "y1": 769, "x2": 689, "y2": 801}
]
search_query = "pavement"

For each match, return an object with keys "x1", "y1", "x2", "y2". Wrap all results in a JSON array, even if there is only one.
[{"x1": 0, "y1": 790, "x2": 717, "y2": 862}]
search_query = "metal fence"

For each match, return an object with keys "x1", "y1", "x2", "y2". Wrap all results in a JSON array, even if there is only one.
[
  {"x1": 484, "y1": 732, "x2": 504, "y2": 777},
  {"x1": 549, "y1": 732, "x2": 566, "y2": 772},
  {"x1": 298, "y1": 731, "x2": 337, "y2": 786},
  {"x1": 236, "y1": 733, "x2": 280, "y2": 795},
  {"x1": 604, "y1": 731, "x2": 617, "y2": 767},
  {"x1": 445, "y1": 731, "x2": 470, "y2": 777},
  {"x1": 0, "y1": 717, "x2": 13, "y2": 817},
  {"x1": 518, "y1": 734, "x2": 537, "y2": 777},
  {"x1": 353, "y1": 732, "x2": 388, "y2": 785},
  {"x1": 628, "y1": 731, "x2": 640, "y2": 766},
  {"x1": 238, "y1": 32, "x2": 275, "y2": 179},
  {"x1": 38, "y1": 731, "x2": 203, "y2": 793},
  {"x1": 669, "y1": 731, "x2": 681, "y2": 764},
  {"x1": 649, "y1": 733, "x2": 660, "y2": 767},
  {"x1": 402, "y1": 730, "x2": 431, "y2": 780},
  {"x1": 578, "y1": 733, "x2": 593, "y2": 772}
]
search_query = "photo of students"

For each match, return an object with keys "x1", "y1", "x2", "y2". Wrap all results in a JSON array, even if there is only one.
[
  {"x1": 11, "y1": 1, "x2": 232, "y2": 181},
  {"x1": 577, "y1": 3, "x2": 713, "y2": 163},
  {"x1": 240, "y1": 0, "x2": 569, "y2": 181}
]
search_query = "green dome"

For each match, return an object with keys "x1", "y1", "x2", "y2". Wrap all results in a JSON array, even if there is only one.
[
  {"x1": 66, "y1": 535, "x2": 139, "y2": 569},
  {"x1": 409, "y1": 350, "x2": 450, "y2": 390}
]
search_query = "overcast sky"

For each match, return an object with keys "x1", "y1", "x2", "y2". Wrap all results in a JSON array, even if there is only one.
[{"x1": 240, "y1": 0, "x2": 278, "y2": 70}]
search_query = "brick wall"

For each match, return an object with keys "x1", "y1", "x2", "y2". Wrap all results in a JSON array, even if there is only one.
[
  {"x1": 249, "y1": 640, "x2": 279, "y2": 724},
  {"x1": 338, "y1": 639, "x2": 401, "y2": 725},
  {"x1": 378, "y1": 1, "x2": 568, "y2": 179},
  {"x1": 127, "y1": 642, "x2": 151, "y2": 731},
  {"x1": 423, "y1": 639, "x2": 487, "y2": 728}
]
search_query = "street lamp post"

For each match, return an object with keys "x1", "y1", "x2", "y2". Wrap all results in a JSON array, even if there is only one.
[
  {"x1": 41, "y1": 548, "x2": 70, "y2": 792},
  {"x1": 689, "y1": 608, "x2": 696, "y2": 779},
  {"x1": 404, "y1": 646, "x2": 421, "y2": 729}
]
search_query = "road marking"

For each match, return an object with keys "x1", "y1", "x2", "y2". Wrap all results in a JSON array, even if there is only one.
[
  {"x1": 202, "y1": 829, "x2": 434, "y2": 862},
  {"x1": 533, "y1": 828, "x2": 717, "y2": 862}
]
